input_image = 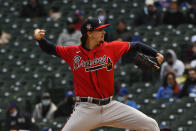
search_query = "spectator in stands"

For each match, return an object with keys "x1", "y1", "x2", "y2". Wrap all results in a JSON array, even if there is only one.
[
  {"x1": 186, "y1": 1, "x2": 196, "y2": 24},
  {"x1": 6, "y1": 102, "x2": 36, "y2": 131},
  {"x1": 54, "y1": 91, "x2": 75, "y2": 118},
  {"x1": 57, "y1": 17, "x2": 81, "y2": 46},
  {"x1": 20, "y1": 0, "x2": 46, "y2": 20},
  {"x1": 117, "y1": 87, "x2": 139, "y2": 109},
  {"x1": 160, "y1": 49, "x2": 185, "y2": 79},
  {"x1": 32, "y1": 92, "x2": 57, "y2": 121},
  {"x1": 95, "y1": 8, "x2": 111, "y2": 41},
  {"x1": 109, "y1": 19, "x2": 132, "y2": 41},
  {"x1": 186, "y1": 35, "x2": 196, "y2": 63},
  {"x1": 134, "y1": 0, "x2": 161, "y2": 26},
  {"x1": 109, "y1": 20, "x2": 132, "y2": 64},
  {"x1": 95, "y1": 8, "x2": 109, "y2": 24},
  {"x1": 73, "y1": 10, "x2": 85, "y2": 31},
  {"x1": 48, "y1": 6, "x2": 62, "y2": 21},
  {"x1": 156, "y1": 72, "x2": 181, "y2": 99},
  {"x1": 163, "y1": 0, "x2": 185, "y2": 26},
  {"x1": 0, "y1": 24, "x2": 11, "y2": 46},
  {"x1": 179, "y1": 68, "x2": 196, "y2": 98}
]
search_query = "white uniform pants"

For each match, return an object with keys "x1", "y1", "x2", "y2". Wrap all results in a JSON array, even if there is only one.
[{"x1": 61, "y1": 100, "x2": 159, "y2": 131}]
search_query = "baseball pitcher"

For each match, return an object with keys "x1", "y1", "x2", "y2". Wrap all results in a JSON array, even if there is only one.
[{"x1": 34, "y1": 18, "x2": 164, "y2": 131}]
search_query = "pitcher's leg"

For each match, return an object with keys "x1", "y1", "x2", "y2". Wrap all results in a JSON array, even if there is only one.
[
  {"x1": 103, "y1": 101, "x2": 159, "y2": 131},
  {"x1": 61, "y1": 103, "x2": 101, "y2": 131}
]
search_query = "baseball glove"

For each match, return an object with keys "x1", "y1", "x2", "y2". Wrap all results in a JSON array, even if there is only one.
[{"x1": 132, "y1": 51, "x2": 160, "y2": 70}]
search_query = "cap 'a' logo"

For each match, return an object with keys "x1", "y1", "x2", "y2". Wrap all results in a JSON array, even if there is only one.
[{"x1": 86, "y1": 24, "x2": 91, "y2": 30}]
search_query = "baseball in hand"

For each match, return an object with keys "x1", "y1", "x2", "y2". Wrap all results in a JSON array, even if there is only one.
[
  {"x1": 34, "y1": 29, "x2": 45, "y2": 40},
  {"x1": 34, "y1": 29, "x2": 40, "y2": 36}
]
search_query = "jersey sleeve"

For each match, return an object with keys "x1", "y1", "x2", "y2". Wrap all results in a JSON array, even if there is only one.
[
  {"x1": 109, "y1": 41, "x2": 131, "y2": 63},
  {"x1": 56, "y1": 45, "x2": 74, "y2": 63}
]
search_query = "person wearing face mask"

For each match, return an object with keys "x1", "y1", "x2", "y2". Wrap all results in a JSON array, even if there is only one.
[
  {"x1": 95, "y1": 8, "x2": 109, "y2": 24},
  {"x1": 134, "y1": 0, "x2": 161, "y2": 26},
  {"x1": 163, "y1": 0, "x2": 185, "y2": 26},
  {"x1": 32, "y1": 92, "x2": 57, "y2": 122},
  {"x1": 54, "y1": 91, "x2": 75, "y2": 118},
  {"x1": 6, "y1": 102, "x2": 36, "y2": 131},
  {"x1": 117, "y1": 87, "x2": 139, "y2": 110},
  {"x1": 156, "y1": 72, "x2": 181, "y2": 99},
  {"x1": 160, "y1": 49, "x2": 185, "y2": 80},
  {"x1": 57, "y1": 17, "x2": 81, "y2": 46},
  {"x1": 179, "y1": 68, "x2": 196, "y2": 98},
  {"x1": 95, "y1": 8, "x2": 111, "y2": 41}
]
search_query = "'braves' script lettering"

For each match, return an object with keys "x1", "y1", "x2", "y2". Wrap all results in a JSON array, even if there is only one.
[{"x1": 73, "y1": 55, "x2": 112, "y2": 72}]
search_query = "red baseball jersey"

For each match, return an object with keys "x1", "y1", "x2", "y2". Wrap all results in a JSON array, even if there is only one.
[{"x1": 56, "y1": 41, "x2": 131, "y2": 98}]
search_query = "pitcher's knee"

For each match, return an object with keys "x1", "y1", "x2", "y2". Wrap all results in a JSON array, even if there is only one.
[
  {"x1": 136, "y1": 117, "x2": 159, "y2": 131},
  {"x1": 145, "y1": 118, "x2": 159, "y2": 131}
]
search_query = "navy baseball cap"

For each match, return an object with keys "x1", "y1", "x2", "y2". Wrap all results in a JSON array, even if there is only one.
[
  {"x1": 81, "y1": 18, "x2": 110, "y2": 35},
  {"x1": 118, "y1": 88, "x2": 129, "y2": 96}
]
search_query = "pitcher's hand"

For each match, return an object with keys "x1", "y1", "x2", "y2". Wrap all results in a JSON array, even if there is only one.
[{"x1": 34, "y1": 29, "x2": 45, "y2": 40}]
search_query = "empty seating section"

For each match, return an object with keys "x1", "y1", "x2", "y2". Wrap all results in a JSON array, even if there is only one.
[{"x1": 0, "y1": 0, "x2": 196, "y2": 130}]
